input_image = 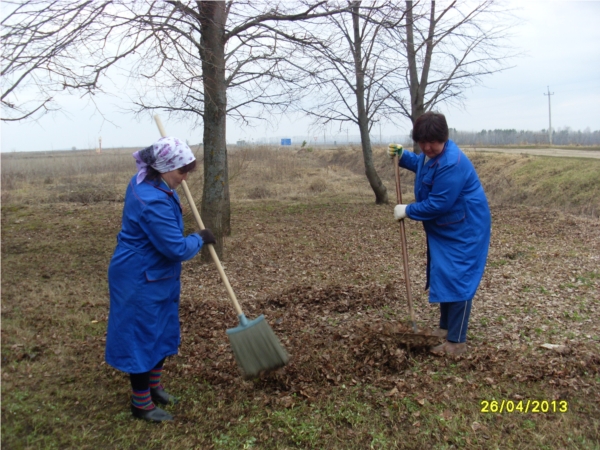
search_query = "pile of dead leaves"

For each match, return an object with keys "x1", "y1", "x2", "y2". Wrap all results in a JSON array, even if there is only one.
[{"x1": 175, "y1": 282, "x2": 599, "y2": 404}]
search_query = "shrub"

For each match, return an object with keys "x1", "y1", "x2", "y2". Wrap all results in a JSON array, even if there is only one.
[
  {"x1": 247, "y1": 186, "x2": 272, "y2": 199},
  {"x1": 308, "y1": 178, "x2": 328, "y2": 193}
]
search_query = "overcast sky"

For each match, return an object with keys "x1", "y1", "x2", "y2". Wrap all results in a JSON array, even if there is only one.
[{"x1": 1, "y1": 0, "x2": 599, "y2": 152}]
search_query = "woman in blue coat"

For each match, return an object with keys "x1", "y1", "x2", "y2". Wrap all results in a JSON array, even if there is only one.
[
  {"x1": 390, "y1": 112, "x2": 491, "y2": 356},
  {"x1": 106, "y1": 137, "x2": 216, "y2": 422}
]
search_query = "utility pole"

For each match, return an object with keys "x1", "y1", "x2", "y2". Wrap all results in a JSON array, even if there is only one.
[{"x1": 544, "y1": 86, "x2": 554, "y2": 146}]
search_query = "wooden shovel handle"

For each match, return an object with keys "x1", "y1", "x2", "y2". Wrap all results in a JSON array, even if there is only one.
[
  {"x1": 154, "y1": 115, "x2": 244, "y2": 316},
  {"x1": 394, "y1": 157, "x2": 416, "y2": 325}
]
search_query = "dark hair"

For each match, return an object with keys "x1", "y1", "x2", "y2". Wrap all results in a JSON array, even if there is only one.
[
  {"x1": 178, "y1": 160, "x2": 197, "y2": 174},
  {"x1": 145, "y1": 159, "x2": 197, "y2": 181},
  {"x1": 411, "y1": 112, "x2": 449, "y2": 143}
]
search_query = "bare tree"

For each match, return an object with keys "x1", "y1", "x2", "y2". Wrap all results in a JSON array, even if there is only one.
[
  {"x1": 386, "y1": 0, "x2": 517, "y2": 153},
  {"x1": 136, "y1": 1, "x2": 347, "y2": 259},
  {"x1": 1, "y1": 1, "x2": 349, "y2": 258},
  {"x1": 1, "y1": 1, "x2": 113, "y2": 121},
  {"x1": 291, "y1": 1, "x2": 407, "y2": 204}
]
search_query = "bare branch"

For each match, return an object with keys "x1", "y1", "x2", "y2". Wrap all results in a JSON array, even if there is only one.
[{"x1": 387, "y1": 0, "x2": 519, "y2": 135}]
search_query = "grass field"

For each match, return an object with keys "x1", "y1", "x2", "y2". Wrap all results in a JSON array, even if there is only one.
[{"x1": 2, "y1": 146, "x2": 599, "y2": 449}]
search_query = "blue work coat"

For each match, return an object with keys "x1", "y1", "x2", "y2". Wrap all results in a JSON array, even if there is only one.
[
  {"x1": 105, "y1": 176, "x2": 203, "y2": 373},
  {"x1": 400, "y1": 140, "x2": 491, "y2": 303}
]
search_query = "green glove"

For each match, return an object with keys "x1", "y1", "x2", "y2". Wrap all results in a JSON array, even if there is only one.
[{"x1": 388, "y1": 143, "x2": 403, "y2": 159}]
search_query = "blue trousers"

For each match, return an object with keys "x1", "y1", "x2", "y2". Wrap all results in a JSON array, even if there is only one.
[{"x1": 439, "y1": 300, "x2": 472, "y2": 343}]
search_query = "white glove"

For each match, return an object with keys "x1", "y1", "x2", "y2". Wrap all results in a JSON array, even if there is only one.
[{"x1": 394, "y1": 204, "x2": 408, "y2": 220}]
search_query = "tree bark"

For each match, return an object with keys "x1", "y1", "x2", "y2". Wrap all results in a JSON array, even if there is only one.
[
  {"x1": 405, "y1": 0, "x2": 427, "y2": 154},
  {"x1": 199, "y1": 1, "x2": 230, "y2": 260},
  {"x1": 351, "y1": 2, "x2": 388, "y2": 204}
]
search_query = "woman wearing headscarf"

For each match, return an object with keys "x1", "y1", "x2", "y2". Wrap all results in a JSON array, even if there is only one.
[
  {"x1": 105, "y1": 136, "x2": 216, "y2": 422},
  {"x1": 389, "y1": 112, "x2": 491, "y2": 356}
]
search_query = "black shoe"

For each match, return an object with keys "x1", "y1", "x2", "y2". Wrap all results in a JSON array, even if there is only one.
[
  {"x1": 151, "y1": 387, "x2": 179, "y2": 405},
  {"x1": 131, "y1": 404, "x2": 173, "y2": 422}
]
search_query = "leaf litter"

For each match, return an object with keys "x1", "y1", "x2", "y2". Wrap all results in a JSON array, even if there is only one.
[{"x1": 174, "y1": 203, "x2": 600, "y2": 407}]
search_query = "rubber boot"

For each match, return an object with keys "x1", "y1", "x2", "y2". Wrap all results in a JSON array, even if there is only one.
[
  {"x1": 151, "y1": 387, "x2": 179, "y2": 405},
  {"x1": 131, "y1": 404, "x2": 174, "y2": 422},
  {"x1": 430, "y1": 341, "x2": 467, "y2": 356}
]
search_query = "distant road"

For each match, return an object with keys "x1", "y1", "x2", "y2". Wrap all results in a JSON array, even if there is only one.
[{"x1": 464, "y1": 147, "x2": 600, "y2": 159}]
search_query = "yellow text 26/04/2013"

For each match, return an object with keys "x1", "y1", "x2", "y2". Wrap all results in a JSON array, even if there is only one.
[{"x1": 480, "y1": 400, "x2": 568, "y2": 414}]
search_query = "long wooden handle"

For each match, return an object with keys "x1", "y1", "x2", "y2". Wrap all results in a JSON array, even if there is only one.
[
  {"x1": 154, "y1": 115, "x2": 244, "y2": 316},
  {"x1": 394, "y1": 156, "x2": 416, "y2": 326}
]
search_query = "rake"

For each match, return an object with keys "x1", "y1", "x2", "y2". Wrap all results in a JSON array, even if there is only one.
[{"x1": 393, "y1": 150, "x2": 441, "y2": 347}]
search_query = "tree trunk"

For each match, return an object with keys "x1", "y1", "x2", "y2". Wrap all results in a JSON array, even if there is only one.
[
  {"x1": 199, "y1": 1, "x2": 230, "y2": 260},
  {"x1": 411, "y1": 103, "x2": 425, "y2": 155},
  {"x1": 406, "y1": 0, "x2": 436, "y2": 155},
  {"x1": 352, "y1": 2, "x2": 388, "y2": 204}
]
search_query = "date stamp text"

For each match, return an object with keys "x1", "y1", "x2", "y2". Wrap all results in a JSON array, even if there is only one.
[{"x1": 480, "y1": 400, "x2": 568, "y2": 414}]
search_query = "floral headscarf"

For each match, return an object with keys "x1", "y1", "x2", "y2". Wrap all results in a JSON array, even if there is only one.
[{"x1": 132, "y1": 136, "x2": 195, "y2": 184}]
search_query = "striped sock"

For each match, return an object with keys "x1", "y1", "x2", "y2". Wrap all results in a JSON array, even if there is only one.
[
  {"x1": 149, "y1": 366, "x2": 163, "y2": 390},
  {"x1": 132, "y1": 389, "x2": 155, "y2": 410}
]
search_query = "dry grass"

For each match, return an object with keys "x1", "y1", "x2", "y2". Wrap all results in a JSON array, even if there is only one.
[
  {"x1": 5, "y1": 145, "x2": 598, "y2": 216},
  {"x1": 227, "y1": 146, "x2": 371, "y2": 202},
  {"x1": 1, "y1": 149, "x2": 135, "y2": 205},
  {"x1": 468, "y1": 152, "x2": 600, "y2": 217}
]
